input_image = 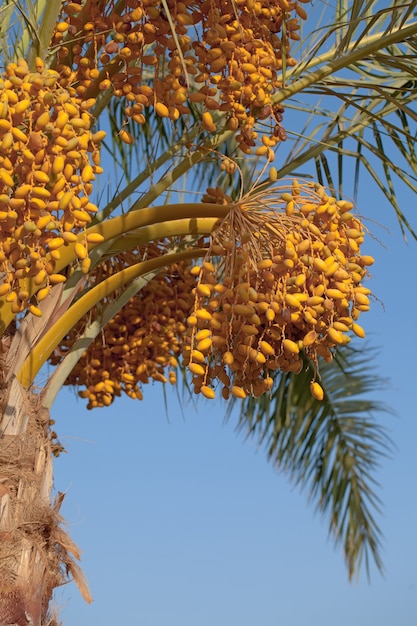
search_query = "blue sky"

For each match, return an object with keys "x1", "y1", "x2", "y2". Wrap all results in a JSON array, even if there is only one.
[{"x1": 51, "y1": 178, "x2": 417, "y2": 624}]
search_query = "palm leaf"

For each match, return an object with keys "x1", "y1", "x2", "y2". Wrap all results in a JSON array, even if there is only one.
[
  {"x1": 274, "y1": 2, "x2": 417, "y2": 236},
  {"x1": 229, "y1": 347, "x2": 392, "y2": 580}
]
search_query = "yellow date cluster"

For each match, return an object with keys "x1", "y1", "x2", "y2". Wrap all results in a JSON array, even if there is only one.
[
  {"x1": 183, "y1": 180, "x2": 373, "y2": 401},
  {"x1": 51, "y1": 255, "x2": 196, "y2": 409},
  {"x1": 0, "y1": 58, "x2": 105, "y2": 316},
  {"x1": 52, "y1": 180, "x2": 374, "y2": 408}
]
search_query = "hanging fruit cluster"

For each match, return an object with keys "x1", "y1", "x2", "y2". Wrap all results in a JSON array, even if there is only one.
[
  {"x1": 52, "y1": 0, "x2": 310, "y2": 151},
  {"x1": 51, "y1": 180, "x2": 374, "y2": 407},
  {"x1": 183, "y1": 179, "x2": 373, "y2": 401},
  {"x1": 0, "y1": 58, "x2": 105, "y2": 317},
  {"x1": 49, "y1": 248, "x2": 197, "y2": 409}
]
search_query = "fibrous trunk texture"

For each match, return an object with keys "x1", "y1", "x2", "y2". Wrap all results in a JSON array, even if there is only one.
[{"x1": 0, "y1": 332, "x2": 91, "y2": 626}]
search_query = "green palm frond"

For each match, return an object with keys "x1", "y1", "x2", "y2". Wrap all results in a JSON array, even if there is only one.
[
  {"x1": 273, "y1": 1, "x2": 417, "y2": 236},
  {"x1": 229, "y1": 347, "x2": 392, "y2": 580}
]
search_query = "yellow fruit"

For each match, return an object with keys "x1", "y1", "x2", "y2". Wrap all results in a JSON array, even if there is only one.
[
  {"x1": 352, "y1": 323, "x2": 365, "y2": 338},
  {"x1": 325, "y1": 288, "x2": 345, "y2": 300},
  {"x1": 62, "y1": 232, "x2": 78, "y2": 243},
  {"x1": 197, "y1": 283, "x2": 212, "y2": 297},
  {"x1": 119, "y1": 129, "x2": 134, "y2": 144},
  {"x1": 231, "y1": 385, "x2": 246, "y2": 399},
  {"x1": 196, "y1": 308, "x2": 212, "y2": 321},
  {"x1": 258, "y1": 259, "x2": 273, "y2": 270},
  {"x1": 355, "y1": 292, "x2": 370, "y2": 306},
  {"x1": 189, "y1": 362, "x2": 205, "y2": 376},
  {"x1": 0, "y1": 169, "x2": 14, "y2": 187},
  {"x1": 201, "y1": 111, "x2": 216, "y2": 132},
  {"x1": 81, "y1": 257, "x2": 91, "y2": 274},
  {"x1": 312, "y1": 258, "x2": 328, "y2": 272},
  {"x1": 327, "y1": 327, "x2": 345, "y2": 345},
  {"x1": 29, "y1": 304, "x2": 42, "y2": 317},
  {"x1": 32, "y1": 186, "x2": 50, "y2": 199},
  {"x1": 307, "y1": 296, "x2": 324, "y2": 306},
  {"x1": 0, "y1": 119, "x2": 11, "y2": 132},
  {"x1": 285, "y1": 293, "x2": 302, "y2": 308},
  {"x1": 360, "y1": 255, "x2": 374, "y2": 266},
  {"x1": 11, "y1": 127, "x2": 27, "y2": 142},
  {"x1": 92, "y1": 130, "x2": 106, "y2": 142},
  {"x1": 197, "y1": 338, "x2": 212, "y2": 352},
  {"x1": 33, "y1": 170, "x2": 50, "y2": 184},
  {"x1": 259, "y1": 340, "x2": 274, "y2": 356},
  {"x1": 0, "y1": 283, "x2": 10, "y2": 296},
  {"x1": 234, "y1": 304, "x2": 256, "y2": 317},
  {"x1": 286, "y1": 200, "x2": 294, "y2": 216},
  {"x1": 283, "y1": 338, "x2": 299, "y2": 354},
  {"x1": 34, "y1": 269, "x2": 47, "y2": 285},
  {"x1": 86, "y1": 232, "x2": 105, "y2": 244},
  {"x1": 37, "y1": 286, "x2": 50, "y2": 301},
  {"x1": 155, "y1": 102, "x2": 170, "y2": 117},
  {"x1": 48, "y1": 274, "x2": 67, "y2": 284},
  {"x1": 75, "y1": 242, "x2": 88, "y2": 259},
  {"x1": 14, "y1": 99, "x2": 31, "y2": 114},
  {"x1": 48, "y1": 237, "x2": 65, "y2": 250},
  {"x1": 333, "y1": 321, "x2": 350, "y2": 332},
  {"x1": 81, "y1": 164, "x2": 95, "y2": 182},
  {"x1": 269, "y1": 167, "x2": 278, "y2": 182},
  {"x1": 52, "y1": 156, "x2": 65, "y2": 175},
  {"x1": 72, "y1": 209, "x2": 92, "y2": 223},
  {"x1": 303, "y1": 330, "x2": 317, "y2": 346},
  {"x1": 265, "y1": 308, "x2": 275, "y2": 322},
  {"x1": 310, "y1": 381, "x2": 324, "y2": 401},
  {"x1": 191, "y1": 349, "x2": 205, "y2": 363},
  {"x1": 201, "y1": 385, "x2": 216, "y2": 399},
  {"x1": 223, "y1": 351, "x2": 234, "y2": 365}
]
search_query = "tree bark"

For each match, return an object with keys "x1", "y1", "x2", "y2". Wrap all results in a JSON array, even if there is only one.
[{"x1": 0, "y1": 333, "x2": 91, "y2": 626}]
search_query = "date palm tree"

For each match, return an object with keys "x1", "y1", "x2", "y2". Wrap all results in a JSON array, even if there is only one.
[{"x1": 0, "y1": 0, "x2": 415, "y2": 623}]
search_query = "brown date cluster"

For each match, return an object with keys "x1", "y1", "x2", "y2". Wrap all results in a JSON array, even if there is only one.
[{"x1": 52, "y1": 0, "x2": 310, "y2": 152}]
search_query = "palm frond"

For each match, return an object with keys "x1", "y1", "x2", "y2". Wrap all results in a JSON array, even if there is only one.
[
  {"x1": 229, "y1": 346, "x2": 393, "y2": 580},
  {"x1": 256, "y1": 2, "x2": 417, "y2": 236}
]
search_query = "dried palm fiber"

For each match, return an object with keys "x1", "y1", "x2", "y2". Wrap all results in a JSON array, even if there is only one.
[{"x1": 0, "y1": 336, "x2": 91, "y2": 626}]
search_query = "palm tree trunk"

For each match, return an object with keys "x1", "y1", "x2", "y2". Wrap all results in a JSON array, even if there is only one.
[{"x1": 0, "y1": 335, "x2": 91, "y2": 625}]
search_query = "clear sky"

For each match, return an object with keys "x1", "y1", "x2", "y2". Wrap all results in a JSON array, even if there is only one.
[{"x1": 50, "y1": 170, "x2": 417, "y2": 625}]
